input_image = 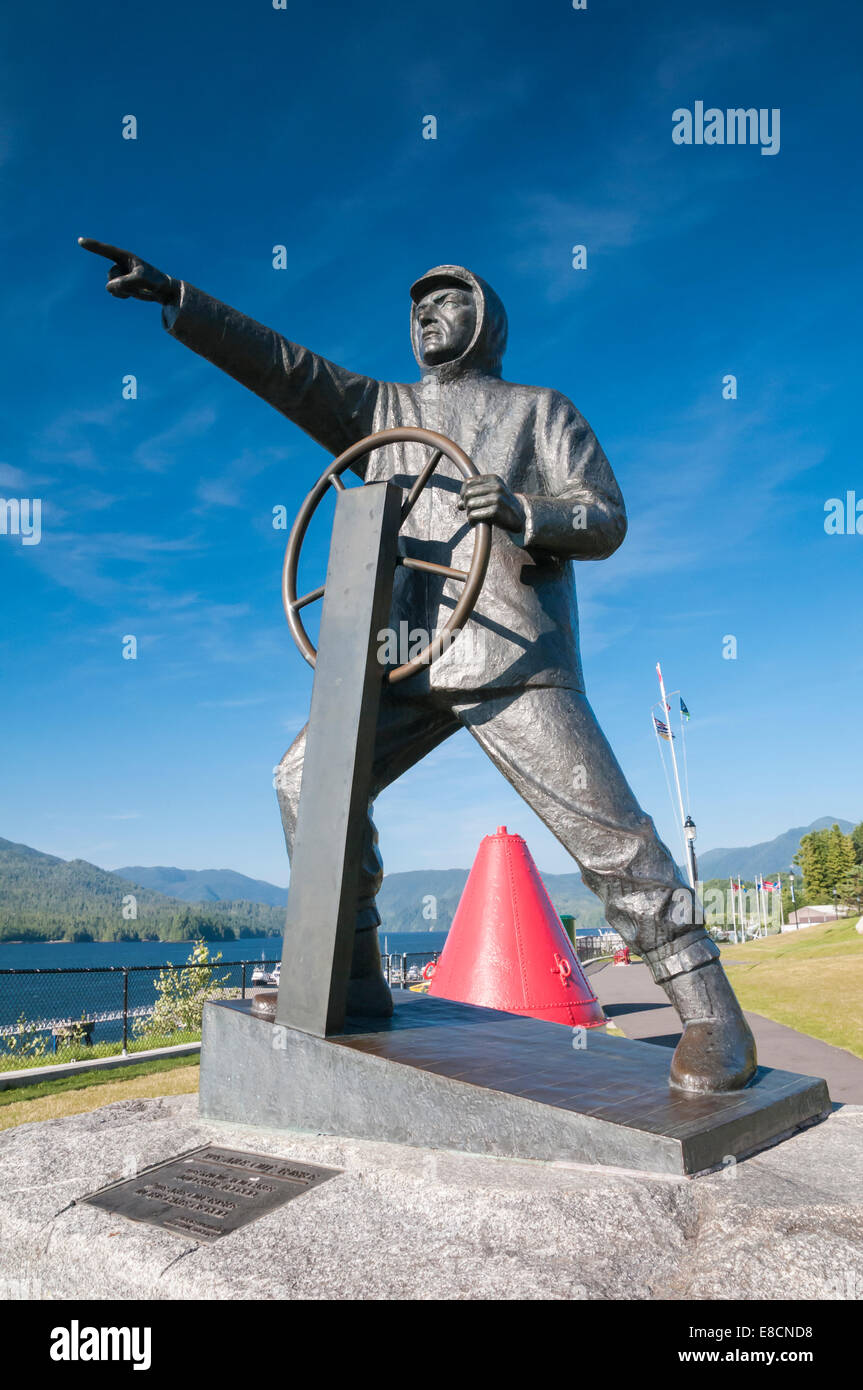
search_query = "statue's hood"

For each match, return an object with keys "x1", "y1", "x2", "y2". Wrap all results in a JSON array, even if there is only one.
[{"x1": 410, "y1": 264, "x2": 508, "y2": 382}]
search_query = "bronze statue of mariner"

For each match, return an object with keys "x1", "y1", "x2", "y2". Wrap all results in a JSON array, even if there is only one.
[{"x1": 80, "y1": 237, "x2": 757, "y2": 1094}]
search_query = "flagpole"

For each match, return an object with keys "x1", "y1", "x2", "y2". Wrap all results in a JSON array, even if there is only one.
[
  {"x1": 677, "y1": 693, "x2": 692, "y2": 814},
  {"x1": 764, "y1": 876, "x2": 771, "y2": 934},
  {"x1": 729, "y1": 875, "x2": 737, "y2": 943},
  {"x1": 762, "y1": 876, "x2": 769, "y2": 932},
  {"x1": 656, "y1": 663, "x2": 693, "y2": 889},
  {"x1": 651, "y1": 710, "x2": 680, "y2": 843}
]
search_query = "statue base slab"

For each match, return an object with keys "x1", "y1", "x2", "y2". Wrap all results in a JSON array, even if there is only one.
[{"x1": 199, "y1": 992, "x2": 829, "y2": 1176}]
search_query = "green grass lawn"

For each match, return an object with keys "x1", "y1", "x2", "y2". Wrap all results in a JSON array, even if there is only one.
[
  {"x1": 720, "y1": 917, "x2": 863, "y2": 1058},
  {"x1": 0, "y1": 1054, "x2": 200, "y2": 1131},
  {"x1": 0, "y1": 1028, "x2": 203, "y2": 1073}
]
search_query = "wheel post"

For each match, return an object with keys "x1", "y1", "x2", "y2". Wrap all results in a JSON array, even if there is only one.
[{"x1": 275, "y1": 482, "x2": 402, "y2": 1037}]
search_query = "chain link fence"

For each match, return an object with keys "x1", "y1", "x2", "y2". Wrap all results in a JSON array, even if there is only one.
[
  {"x1": 1, "y1": 935, "x2": 619, "y2": 1072},
  {"x1": 381, "y1": 935, "x2": 620, "y2": 991},
  {"x1": 382, "y1": 950, "x2": 441, "y2": 987},
  {"x1": 0, "y1": 959, "x2": 280, "y2": 1073},
  {"x1": 573, "y1": 933, "x2": 624, "y2": 964}
]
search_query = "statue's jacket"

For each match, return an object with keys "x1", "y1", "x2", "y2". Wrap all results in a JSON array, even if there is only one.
[{"x1": 164, "y1": 266, "x2": 627, "y2": 695}]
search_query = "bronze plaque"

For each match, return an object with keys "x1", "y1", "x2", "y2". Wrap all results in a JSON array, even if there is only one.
[{"x1": 82, "y1": 1145, "x2": 341, "y2": 1243}]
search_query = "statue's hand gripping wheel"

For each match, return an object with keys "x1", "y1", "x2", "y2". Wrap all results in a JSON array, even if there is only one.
[{"x1": 282, "y1": 427, "x2": 492, "y2": 682}]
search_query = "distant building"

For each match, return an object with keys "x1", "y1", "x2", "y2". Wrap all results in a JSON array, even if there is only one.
[{"x1": 784, "y1": 905, "x2": 838, "y2": 930}]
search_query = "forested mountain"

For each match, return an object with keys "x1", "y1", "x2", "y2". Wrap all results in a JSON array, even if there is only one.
[
  {"x1": 376, "y1": 868, "x2": 606, "y2": 934},
  {"x1": 0, "y1": 838, "x2": 284, "y2": 942},
  {"x1": 0, "y1": 838, "x2": 605, "y2": 940},
  {"x1": 114, "y1": 863, "x2": 606, "y2": 932},
  {"x1": 697, "y1": 817, "x2": 855, "y2": 881},
  {"x1": 3, "y1": 813, "x2": 860, "y2": 943},
  {"x1": 117, "y1": 865, "x2": 289, "y2": 907}
]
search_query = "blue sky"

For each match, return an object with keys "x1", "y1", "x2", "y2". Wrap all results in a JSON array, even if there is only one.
[{"x1": 1, "y1": 0, "x2": 860, "y2": 885}]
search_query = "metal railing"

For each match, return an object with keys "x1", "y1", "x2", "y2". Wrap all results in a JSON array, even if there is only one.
[
  {"x1": 0, "y1": 959, "x2": 280, "y2": 1073},
  {"x1": 0, "y1": 935, "x2": 620, "y2": 1073},
  {"x1": 573, "y1": 933, "x2": 623, "y2": 964},
  {"x1": 381, "y1": 935, "x2": 621, "y2": 988},
  {"x1": 382, "y1": 951, "x2": 441, "y2": 987}
]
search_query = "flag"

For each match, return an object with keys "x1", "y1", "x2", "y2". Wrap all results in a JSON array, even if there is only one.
[
  {"x1": 653, "y1": 716, "x2": 674, "y2": 741},
  {"x1": 762, "y1": 880, "x2": 777, "y2": 892},
  {"x1": 680, "y1": 697, "x2": 690, "y2": 721}
]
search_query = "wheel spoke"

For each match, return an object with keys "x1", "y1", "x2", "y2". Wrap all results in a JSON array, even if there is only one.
[
  {"x1": 400, "y1": 449, "x2": 442, "y2": 521},
  {"x1": 328, "y1": 472, "x2": 346, "y2": 491},
  {"x1": 397, "y1": 556, "x2": 468, "y2": 582},
  {"x1": 292, "y1": 584, "x2": 326, "y2": 611}
]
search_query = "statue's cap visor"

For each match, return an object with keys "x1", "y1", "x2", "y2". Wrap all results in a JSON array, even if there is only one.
[
  {"x1": 409, "y1": 264, "x2": 507, "y2": 378},
  {"x1": 409, "y1": 266, "x2": 477, "y2": 303}
]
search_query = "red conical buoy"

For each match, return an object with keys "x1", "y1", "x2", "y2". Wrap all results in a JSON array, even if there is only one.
[{"x1": 427, "y1": 827, "x2": 606, "y2": 1027}]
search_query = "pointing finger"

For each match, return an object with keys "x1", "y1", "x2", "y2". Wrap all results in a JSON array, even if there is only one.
[{"x1": 78, "y1": 237, "x2": 134, "y2": 266}]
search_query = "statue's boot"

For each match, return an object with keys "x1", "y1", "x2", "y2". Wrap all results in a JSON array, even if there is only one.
[
  {"x1": 661, "y1": 959, "x2": 757, "y2": 1093},
  {"x1": 346, "y1": 923, "x2": 393, "y2": 1018},
  {"x1": 643, "y1": 932, "x2": 756, "y2": 1093}
]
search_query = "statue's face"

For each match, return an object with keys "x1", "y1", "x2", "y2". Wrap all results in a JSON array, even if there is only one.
[{"x1": 415, "y1": 286, "x2": 476, "y2": 364}]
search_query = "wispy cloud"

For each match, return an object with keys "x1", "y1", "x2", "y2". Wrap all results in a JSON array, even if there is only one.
[
  {"x1": 653, "y1": 21, "x2": 770, "y2": 93},
  {"x1": 196, "y1": 695, "x2": 273, "y2": 709},
  {"x1": 194, "y1": 444, "x2": 294, "y2": 512},
  {"x1": 134, "y1": 407, "x2": 218, "y2": 473},
  {"x1": 0, "y1": 463, "x2": 29, "y2": 489},
  {"x1": 24, "y1": 526, "x2": 205, "y2": 605},
  {"x1": 31, "y1": 404, "x2": 127, "y2": 472}
]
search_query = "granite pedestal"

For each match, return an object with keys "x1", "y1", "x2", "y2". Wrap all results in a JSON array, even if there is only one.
[
  {"x1": 5, "y1": 1093, "x2": 862, "y2": 1300},
  {"x1": 199, "y1": 991, "x2": 830, "y2": 1177}
]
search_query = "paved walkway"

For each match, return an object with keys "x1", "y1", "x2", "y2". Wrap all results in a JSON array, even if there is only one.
[{"x1": 592, "y1": 962, "x2": 863, "y2": 1105}]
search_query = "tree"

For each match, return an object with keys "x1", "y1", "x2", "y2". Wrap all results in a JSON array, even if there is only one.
[
  {"x1": 851, "y1": 821, "x2": 863, "y2": 866},
  {"x1": 795, "y1": 825, "x2": 856, "y2": 900},
  {"x1": 795, "y1": 832, "x2": 830, "y2": 900},
  {"x1": 134, "y1": 939, "x2": 232, "y2": 1044},
  {"x1": 836, "y1": 865, "x2": 863, "y2": 914},
  {"x1": 825, "y1": 823, "x2": 856, "y2": 888},
  {"x1": 1, "y1": 1013, "x2": 48, "y2": 1063}
]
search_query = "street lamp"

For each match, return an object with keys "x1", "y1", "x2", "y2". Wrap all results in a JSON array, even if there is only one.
[
  {"x1": 684, "y1": 815, "x2": 698, "y2": 894},
  {"x1": 833, "y1": 887, "x2": 839, "y2": 920}
]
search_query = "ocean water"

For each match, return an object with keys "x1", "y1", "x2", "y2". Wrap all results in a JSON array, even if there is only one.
[
  {"x1": 0, "y1": 921, "x2": 601, "y2": 975},
  {"x1": 0, "y1": 933, "x2": 445, "y2": 973},
  {"x1": 0, "y1": 934, "x2": 446, "y2": 1043},
  {"x1": 0, "y1": 925, "x2": 604, "y2": 1043}
]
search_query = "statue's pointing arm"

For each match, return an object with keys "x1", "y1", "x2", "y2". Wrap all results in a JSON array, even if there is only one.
[
  {"x1": 517, "y1": 394, "x2": 627, "y2": 560},
  {"x1": 163, "y1": 282, "x2": 379, "y2": 457}
]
